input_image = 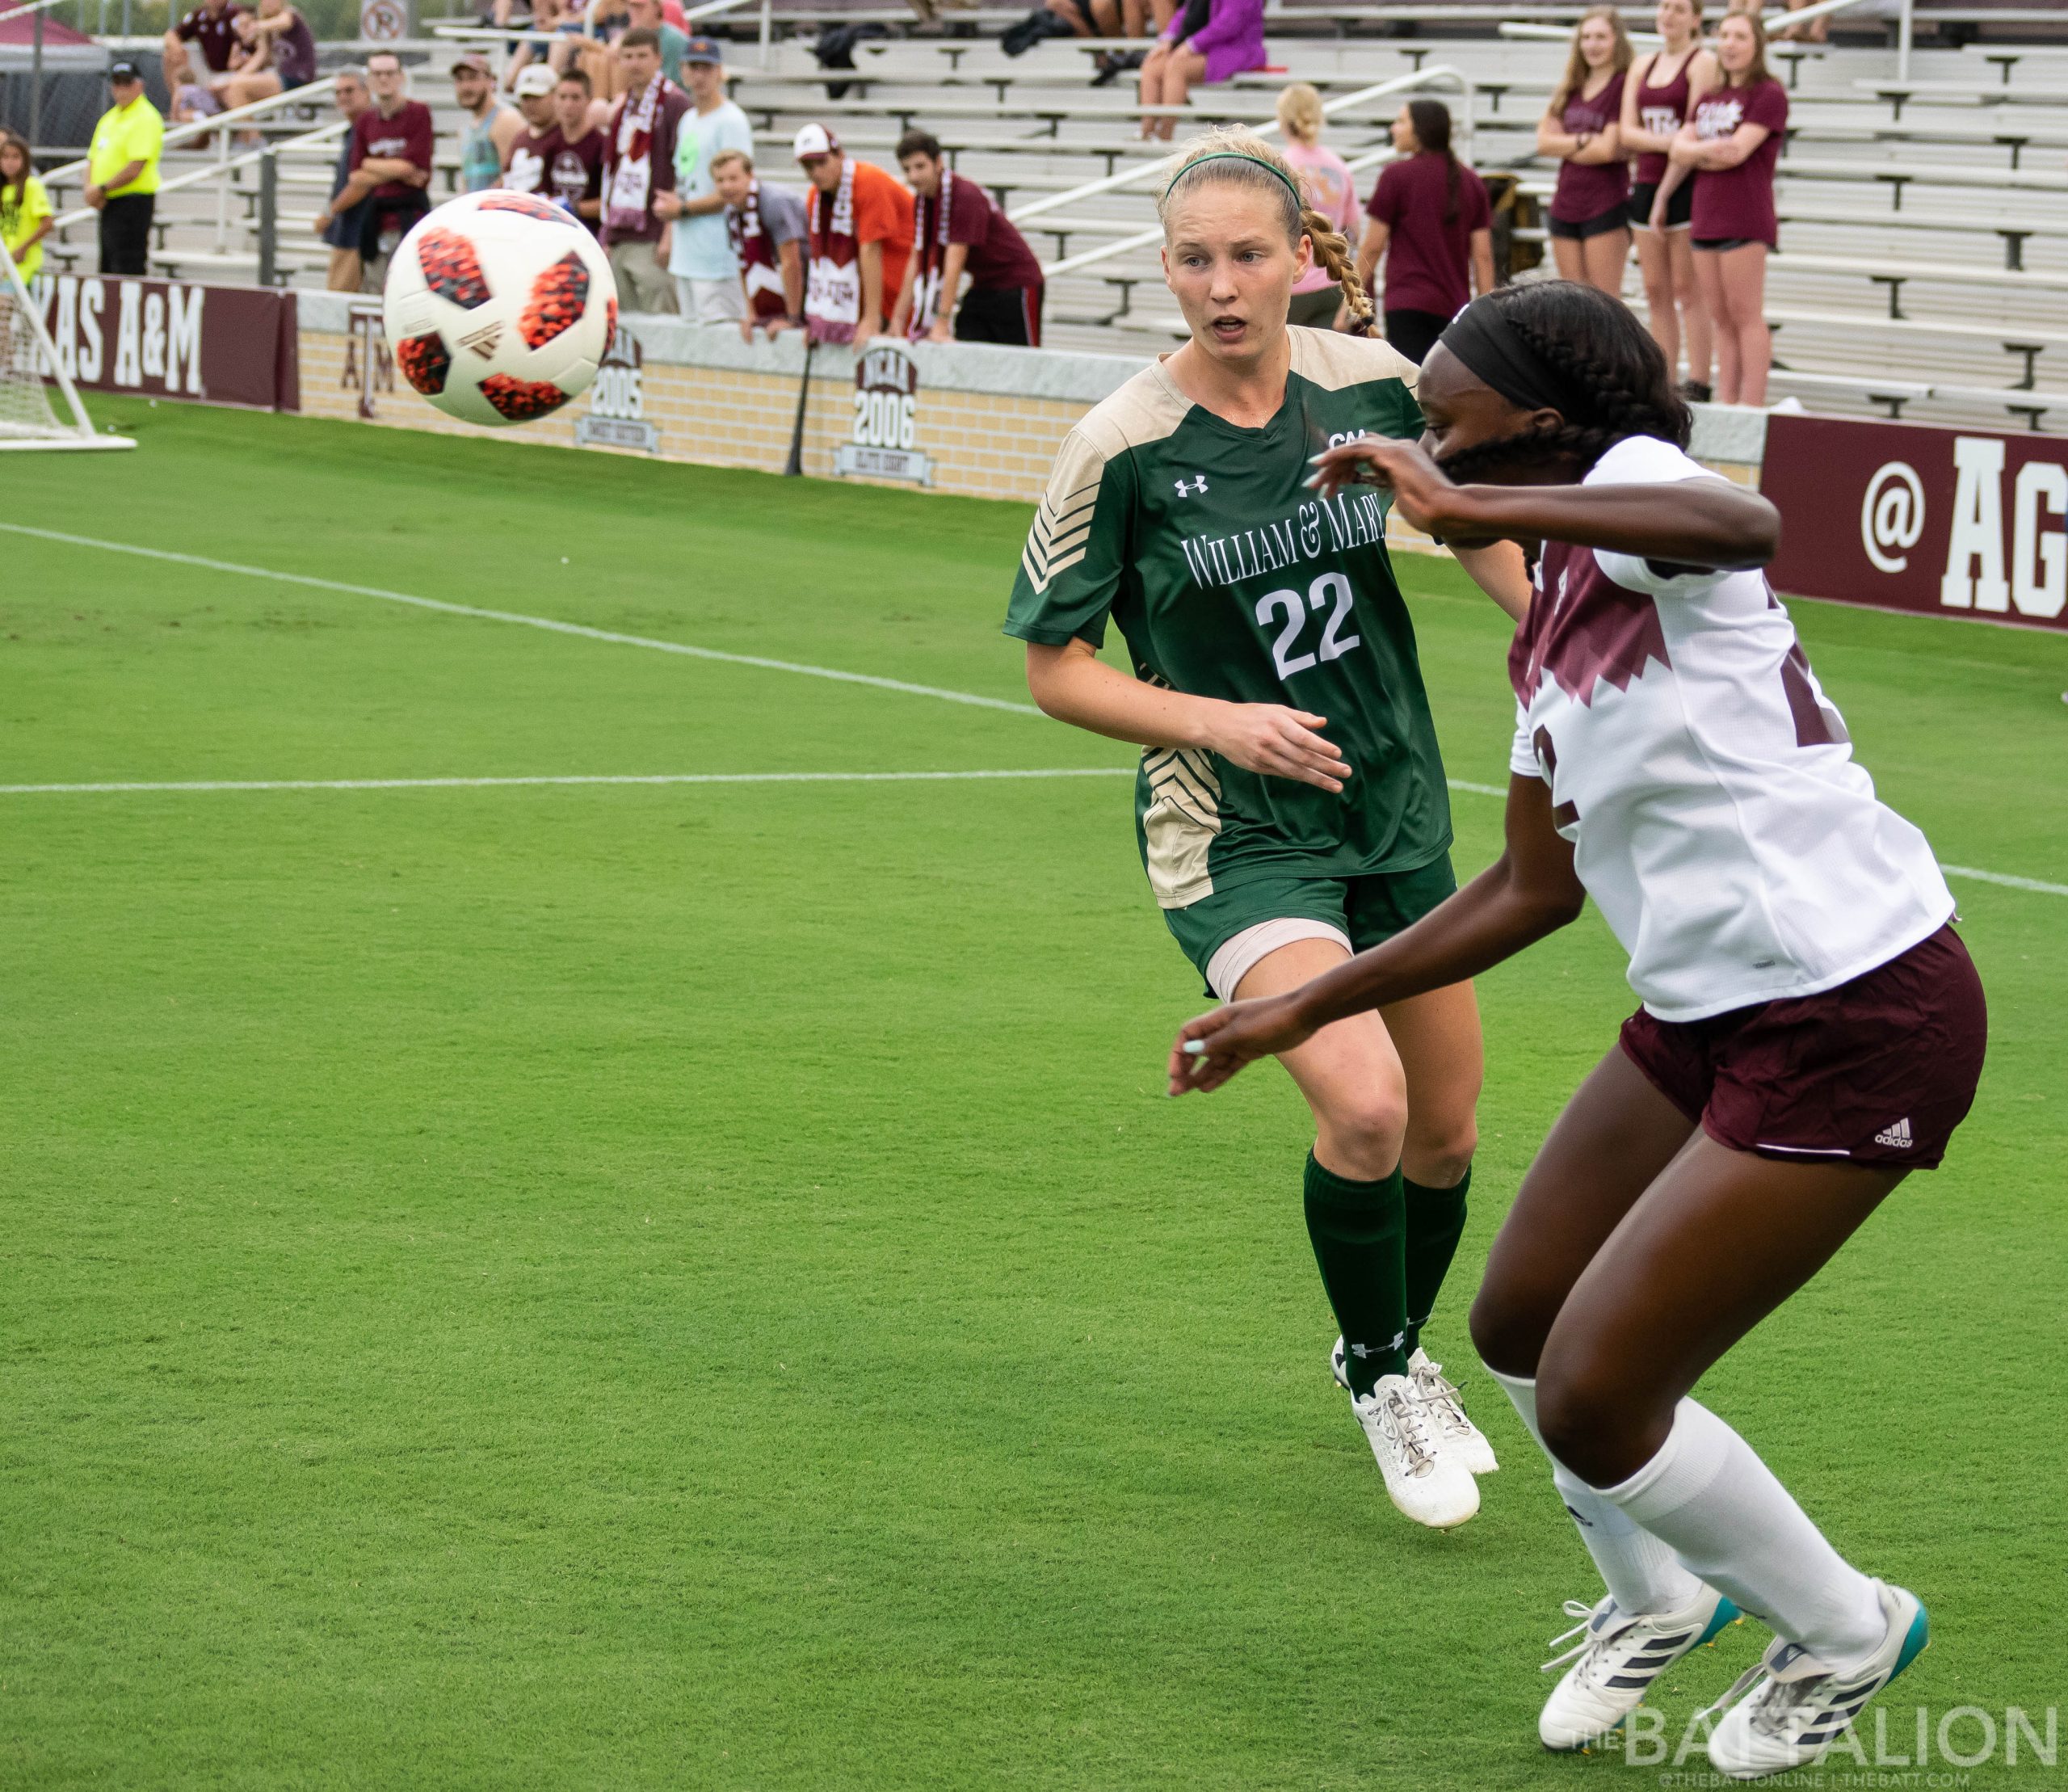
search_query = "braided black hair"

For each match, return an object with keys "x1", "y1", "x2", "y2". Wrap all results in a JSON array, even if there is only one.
[{"x1": 1435, "y1": 281, "x2": 1692, "y2": 484}]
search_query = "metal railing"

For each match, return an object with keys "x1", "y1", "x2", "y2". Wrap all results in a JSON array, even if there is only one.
[
  {"x1": 46, "y1": 116, "x2": 351, "y2": 281},
  {"x1": 431, "y1": 0, "x2": 776, "y2": 69},
  {"x1": 1010, "y1": 63, "x2": 1476, "y2": 228}
]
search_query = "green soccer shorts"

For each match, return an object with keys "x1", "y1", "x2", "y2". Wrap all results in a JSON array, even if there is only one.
[{"x1": 1162, "y1": 854, "x2": 1460, "y2": 1000}]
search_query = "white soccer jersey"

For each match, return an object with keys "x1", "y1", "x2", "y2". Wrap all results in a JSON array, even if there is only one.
[{"x1": 1507, "y1": 434, "x2": 1954, "y2": 1022}]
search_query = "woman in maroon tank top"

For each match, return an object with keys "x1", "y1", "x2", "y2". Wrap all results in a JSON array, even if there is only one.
[
  {"x1": 1655, "y1": 9, "x2": 1789, "y2": 405},
  {"x1": 1536, "y1": 5, "x2": 1632, "y2": 296},
  {"x1": 1623, "y1": 0, "x2": 1718, "y2": 399}
]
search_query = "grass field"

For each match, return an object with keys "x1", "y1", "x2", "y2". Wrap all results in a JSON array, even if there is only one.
[{"x1": 5, "y1": 402, "x2": 2066, "y2": 1790}]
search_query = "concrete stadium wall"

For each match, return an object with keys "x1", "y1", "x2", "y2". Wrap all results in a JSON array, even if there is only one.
[{"x1": 294, "y1": 292, "x2": 1767, "y2": 524}]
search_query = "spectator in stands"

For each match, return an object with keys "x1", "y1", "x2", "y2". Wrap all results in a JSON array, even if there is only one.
[
  {"x1": 317, "y1": 48, "x2": 433, "y2": 293},
  {"x1": 452, "y1": 53, "x2": 524, "y2": 191},
  {"x1": 1356, "y1": 97, "x2": 1491, "y2": 362},
  {"x1": 1773, "y1": 0, "x2": 1827, "y2": 42},
  {"x1": 86, "y1": 61, "x2": 164, "y2": 278},
  {"x1": 624, "y1": 0, "x2": 689, "y2": 84},
  {"x1": 793, "y1": 123, "x2": 913, "y2": 346},
  {"x1": 551, "y1": 70, "x2": 607, "y2": 224},
  {"x1": 602, "y1": 28, "x2": 691, "y2": 313},
  {"x1": 1624, "y1": 0, "x2": 1717, "y2": 400},
  {"x1": 1275, "y1": 84, "x2": 1359, "y2": 328},
  {"x1": 1137, "y1": 0, "x2": 1264, "y2": 143},
  {"x1": 218, "y1": 0, "x2": 317, "y2": 121},
  {"x1": 314, "y1": 65, "x2": 372, "y2": 292},
  {"x1": 661, "y1": 38, "x2": 752, "y2": 324},
  {"x1": 713, "y1": 149, "x2": 805, "y2": 339},
  {"x1": 1662, "y1": 7, "x2": 1786, "y2": 405},
  {"x1": 162, "y1": 0, "x2": 246, "y2": 128},
  {"x1": 504, "y1": 64, "x2": 564, "y2": 193},
  {"x1": 0, "y1": 128, "x2": 54, "y2": 287},
  {"x1": 1537, "y1": 3, "x2": 1632, "y2": 295},
  {"x1": 889, "y1": 130, "x2": 1045, "y2": 347}
]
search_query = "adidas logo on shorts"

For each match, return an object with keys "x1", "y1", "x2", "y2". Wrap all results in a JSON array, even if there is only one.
[{"x1": 1873, "y1": 1117, "x2": 1914, "y2": 1149}]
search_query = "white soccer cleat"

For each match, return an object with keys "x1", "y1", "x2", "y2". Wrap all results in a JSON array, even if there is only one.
[
  {"x1": 1538, "y1": 1585, "x2": 1742, "y2": 1751},
  {"x1": 1702, "y1": 1580, "x2": 1928, "y2": 1779},
  {"x1": 1409, "y1": 1347, "x2": 1498, "y2": 1475},
  {"x1": 1350, "y1": 1372, "x2": 1480, "y2": 1529}
]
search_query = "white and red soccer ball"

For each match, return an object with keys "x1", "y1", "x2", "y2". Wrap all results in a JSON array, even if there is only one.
[{"x1": 381, "y1": 189, "x2": 618, "y2": 428}]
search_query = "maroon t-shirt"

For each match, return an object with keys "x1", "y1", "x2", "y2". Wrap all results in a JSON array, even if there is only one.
[
  {"x1": 1550, "y1": 69, "x2": 1629, "y2": 222},
  {"x1": 1631, "y1": 50, "x2": 1696, "y2": 185},
  {"x1": 174, "y1": 1, "x2": 246, "y2": 74},
  {"x1": 1689, "y1": 79, "x2": 1788, "y2": 246},
  {"x1": 938, "y1": 175, "x2": 1042, "y2": 291},
  {"x1": 350, "y1": 99, "x2": 435, "y2": 214},
  {"x1": 551, "y1": 128, "x2": 605, "y2": 226},
  {"x1": 1367, "y1": 151, "x2": 1492, "y2": 318}
]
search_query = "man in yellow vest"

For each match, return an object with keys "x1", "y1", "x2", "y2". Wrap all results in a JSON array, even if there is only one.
[{"x1": 86, "y1": 60, "x2": 164, "y2": 276}]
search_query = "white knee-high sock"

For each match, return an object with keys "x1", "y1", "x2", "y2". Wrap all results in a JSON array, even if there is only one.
[
  {"x1": 1489, "y1": 1366, "x2": 1702, "y2": 1617},
  {"x1": 1594, "y1": 1396, "x2": 1885, "y2": 1670}
]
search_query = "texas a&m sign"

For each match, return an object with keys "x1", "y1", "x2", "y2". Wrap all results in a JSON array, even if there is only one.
[
  {"x1": 31, "y1": 276, "x2": 299, "y2": 410},
  {"x1": 1762, "y1": 414, "x2": 2065, "y2": 630}
]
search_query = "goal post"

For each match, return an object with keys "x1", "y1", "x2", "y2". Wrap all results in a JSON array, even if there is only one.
[{"x1": 0, "y1": 240, "x2": 136, "y2": 452}]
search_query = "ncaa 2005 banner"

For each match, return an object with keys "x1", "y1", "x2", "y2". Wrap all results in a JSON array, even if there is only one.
[
  {"x1": 1762, "y1": 413, "x2": 2066, "y2": 630},
  {"x1": 27, "y1": 276, "x2": 300, "y2": 411}
]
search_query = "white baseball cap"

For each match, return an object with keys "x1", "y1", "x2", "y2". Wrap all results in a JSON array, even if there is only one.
[
  {"x1": 792, "y1": 123, "x2": 841, "y2": 159},
  {"x1": 514, "y1": 63, "x2": 558, "y2": 97}
]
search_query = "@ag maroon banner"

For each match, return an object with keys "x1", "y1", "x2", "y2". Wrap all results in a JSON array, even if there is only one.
[
  {"x1": 1761, "y1": 412, "x2": 2066, "y2": 631},
  {"x1": 32, "y1": 275, "x2": 299, "y2": 411}
]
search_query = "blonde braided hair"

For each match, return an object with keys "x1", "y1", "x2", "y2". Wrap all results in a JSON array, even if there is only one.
[{"x1": 1157, "y1": 127, "x2": 1378, "y2": 338}]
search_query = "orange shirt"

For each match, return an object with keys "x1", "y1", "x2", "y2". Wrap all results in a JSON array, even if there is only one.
[{"x1": 850, "y1": 159, "x2": 914, "y2": 322}]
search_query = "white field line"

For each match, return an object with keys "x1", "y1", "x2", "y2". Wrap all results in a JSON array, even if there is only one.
[
  {"x1": 0, "y1": 768, "x2": 1134, "y2": 794},
  {"x1": 6, "y1": 524, "x2": 2060, "y2": 898},
  {"x1": 0, "y1": 523, "x2": 1043, "y2": 717}
]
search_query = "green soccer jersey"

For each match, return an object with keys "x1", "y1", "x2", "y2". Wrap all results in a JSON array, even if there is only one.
[{"x1": 1004, "y1": 329, "x2": 1452, "y2": 910}]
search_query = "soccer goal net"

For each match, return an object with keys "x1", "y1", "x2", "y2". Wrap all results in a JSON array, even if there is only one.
[{"x1": 0, "y1": 238, "x2": 133, "y2": 452}]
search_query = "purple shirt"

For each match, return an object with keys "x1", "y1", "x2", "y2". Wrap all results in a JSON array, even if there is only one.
[
  {"x1": 1549, "y1": 69, "x2": 1629, "y2": 223},
  {"x1": 1368, "y1": 151, "x2": 1490, "y2": 318},
  {"x1": 1161, "y1": 0, "x2": 1265, "y2": 87},
  {"x1": 1689, "y1": 79, "x2": 1788, "y2": 246}
]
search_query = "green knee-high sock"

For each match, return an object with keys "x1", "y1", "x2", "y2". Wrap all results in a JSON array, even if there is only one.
[
  {"x1": 1402, "y1": 1165, "x2": 1471, "y2": 1360},
  {"x1": 1303, "y1": 1152, "x2": 1407, "y2": 1398}
]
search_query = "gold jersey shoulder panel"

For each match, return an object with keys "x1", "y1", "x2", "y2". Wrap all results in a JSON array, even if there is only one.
[
  {"x1": 1020, "y1": 365, "x2": 1189, "y2": 596},
  {"x1": 1288, "y1": 325, "x2": 1422, "y2": 397}
]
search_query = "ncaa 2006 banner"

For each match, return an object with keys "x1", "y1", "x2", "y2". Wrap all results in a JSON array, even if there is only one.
[
  {"x1": 1762, "y1": 413, "x2": 2066, "y2": 630},
  {"x1": 27, "y1": 276, "x2": 300, "y2": 411}
]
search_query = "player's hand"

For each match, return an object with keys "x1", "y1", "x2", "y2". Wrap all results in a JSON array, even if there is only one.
[
  {"x1": 1307, "y1": 435, "x2": 1490, "y2": 544},
  {"x1": 1650, "y1": 196, "x2": 1669, "y2": 231},
  {"x1": 1168, "y1": 993, "x2": 1315, "y2": 1095},
  {"x1": 1202, "y1": 701, "x2": 1350, "y2": 793},
  {"x1": 738, "y1": 317, "x2": 754, "y2": 343},
  {"x1": 927, "y1": 319, "x2": 952, "y2": 344}
]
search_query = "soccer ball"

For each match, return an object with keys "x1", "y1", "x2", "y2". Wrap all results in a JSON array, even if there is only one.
[{"x1": 382, "y1": 190, "x2": 618, "y2": 428}]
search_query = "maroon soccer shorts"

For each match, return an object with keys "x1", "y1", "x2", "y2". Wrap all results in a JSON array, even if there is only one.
[{"x1": 1618, "y1": 924, "x2": 1988, "y2": 1171}]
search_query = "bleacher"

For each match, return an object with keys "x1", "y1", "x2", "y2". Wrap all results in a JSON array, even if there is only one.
[{"x1": 32, "y1": 2, "x2": 2068, "y2": 431}]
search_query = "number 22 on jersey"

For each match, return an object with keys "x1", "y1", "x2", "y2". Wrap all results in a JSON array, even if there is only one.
[{"x1": 1255, "y1": 571, "x2": 1361, "y2": 679}]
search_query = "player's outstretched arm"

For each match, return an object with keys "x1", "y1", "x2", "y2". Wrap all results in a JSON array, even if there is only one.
[
  {"x1": 1310, "y1": 436, "x2": 1780, "y2": 571},
  {"x1": 1024, "y1": 638, "x2": 1352, "y2": 793},
  {"x1": 1169, "y1": 774, "x2": 1583, "y2": 1094}
]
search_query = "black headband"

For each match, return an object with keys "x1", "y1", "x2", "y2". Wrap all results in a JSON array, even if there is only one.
[{"x1": 1437, "y1": 296, "x2": 1588, "y2": 421}]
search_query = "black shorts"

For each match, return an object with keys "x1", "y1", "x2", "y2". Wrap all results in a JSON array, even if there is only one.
[
  {"x1": 1547, "y1": 203, "x2": 1630, "y2": 241},
  {"x1": 1692, "y1": 236, "x2": 1763, "y2": 254},
  {"x1": 1629, "y1": 179, "x2": 1694, "y2": 230},
  {"x1": 954, "y1": 282, "x2": 1042, "y2": 348},
  {"x1": 1383, "y1": 307, "x2": 1449, "y2": 365},
  {"x1": 1619, "y1": 924, "x2": 1986, "y2": 1172}
]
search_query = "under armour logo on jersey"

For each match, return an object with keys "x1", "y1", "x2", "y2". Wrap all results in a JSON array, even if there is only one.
[
  {"x1": 1873, "y1": 1117, "x2": 1914, "y2": 1149},
  {"x1": 1174, "y1": 474, "x2": 1208, "y2": 497}
]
